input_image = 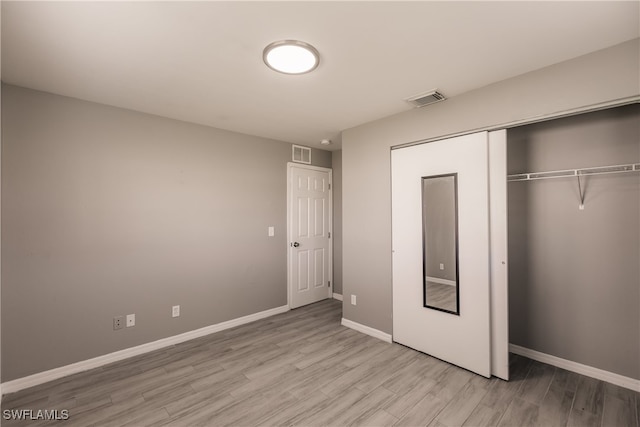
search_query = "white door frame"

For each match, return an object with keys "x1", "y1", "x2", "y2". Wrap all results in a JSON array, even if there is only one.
[{"x1": 287, "y1": 163, "x2": 333, "y2": 308}]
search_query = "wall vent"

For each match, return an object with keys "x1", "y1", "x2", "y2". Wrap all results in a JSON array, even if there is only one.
[
  {"x1": 292, "y1": 145, "x2": 311, "y2": 164},
  {"x1": 405, "y1": 90, "x2": 446, "y2": 108}
]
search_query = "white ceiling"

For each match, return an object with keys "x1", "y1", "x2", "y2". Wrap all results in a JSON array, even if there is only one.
[{"x1": 2, "y1": 1, "x2": 638, "y2": 150}]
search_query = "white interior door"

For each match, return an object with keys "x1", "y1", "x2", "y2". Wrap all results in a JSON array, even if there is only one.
[
  {"x1": 288, "y1": 164, "x2": 332, "y2": 309},
  {"x1": 392, "y1": 132, "x2": 493, "y2": 377}
]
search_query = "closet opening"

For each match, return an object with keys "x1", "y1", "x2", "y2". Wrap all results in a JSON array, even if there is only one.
[{"x1": 505, "y1": 103, "x2": 639, "y2": 384}]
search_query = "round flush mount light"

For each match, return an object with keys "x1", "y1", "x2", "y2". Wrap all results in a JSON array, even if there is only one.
[
  {"x1": 320, "y1": 139, "x2": 332, "y2": 146},
  {"x1": 263, "y1": 40, "x2": 319, "y2": 75}
]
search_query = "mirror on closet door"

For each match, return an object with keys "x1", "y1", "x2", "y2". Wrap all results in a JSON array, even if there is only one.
[{"x1": 422, "y1": 173, "x2": 460, "y2": 315}]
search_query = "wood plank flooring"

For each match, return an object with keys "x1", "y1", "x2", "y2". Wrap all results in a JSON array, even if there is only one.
[
  {"x1": 425, "y1": 282, "x2": 457, "y2": 313},
  {"x1": 2, "y1": 299, "x2": 638, "y2": 426}
]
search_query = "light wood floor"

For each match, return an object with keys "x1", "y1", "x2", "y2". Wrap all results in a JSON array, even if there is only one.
[
  {"x1": 2, "y1": 299, "x2": 638, "y2": 427},
  {"x1": 425, "y1": 282, "x2": 457, "y2": 313}
]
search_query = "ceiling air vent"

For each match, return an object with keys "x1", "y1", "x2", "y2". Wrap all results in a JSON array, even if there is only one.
[{"x1": 405, "y1": 90, "x2": 446, "y2": 108}]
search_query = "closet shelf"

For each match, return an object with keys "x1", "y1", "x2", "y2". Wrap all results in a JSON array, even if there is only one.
[{"x1": 507, "y1": 163, "x2": 640, "y2": 182}]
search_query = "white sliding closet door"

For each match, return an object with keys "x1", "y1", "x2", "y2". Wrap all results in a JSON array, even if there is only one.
[
  {"x1": 489, "y1": 129, "x2": 509, "y2": 381},
  {"x1": 392, "y1": 131, "x2": 508, "y2": 379}
]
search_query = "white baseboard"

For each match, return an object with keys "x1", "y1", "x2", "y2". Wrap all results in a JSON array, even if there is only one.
[
  {"x1": 332, "y1": 293, "x2": 343, "y2": 301},
  {"x1": 426, "y1": 276, "x2": 456, "y2": 287},
  {"x1": 510, "y1": 344, "x2": 640, "y2": 392},
  {"x1": 2, "y1": 305, "x2": 290, "y2": 396},
  {"x1": 341, "y1": 318, "x2": 392, "y2": 343}
]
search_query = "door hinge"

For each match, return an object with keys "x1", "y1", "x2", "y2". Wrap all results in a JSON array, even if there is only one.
[
  {"x1": 328, "y1": 281, "x2": 331, "y2": 287},
  {"x1": 328, "y1": 183, "x2": 331, "y2": 190},
  {"x1": 328, "y1": 232, "x2": 331, "y2": 238}
]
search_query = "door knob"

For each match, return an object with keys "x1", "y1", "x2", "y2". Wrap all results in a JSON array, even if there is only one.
[{"x1": 292, "y1": 242, "x2": 300, "y2": 247}]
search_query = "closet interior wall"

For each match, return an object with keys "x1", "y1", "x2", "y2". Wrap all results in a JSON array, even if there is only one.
[{"x1": 507, "y1": 103, "x2": 640, "y2": 380}]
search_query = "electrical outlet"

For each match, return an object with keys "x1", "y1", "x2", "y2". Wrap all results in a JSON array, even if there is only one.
[
  {"x1": 351, "y1": 295, "x2": 357, "y2": 306},
  {"x1": 172, "y1": 305, "x2": 180, "y2": 318},
  {"x1": 439, "y1": 263, "x2": 445, "y2": 270},
  {"x1": 113, "y1": 316, "x2": 125, "y2": 330},
  {"x1": 126, "y1": 314, "x2": 135, "y2": 327}
]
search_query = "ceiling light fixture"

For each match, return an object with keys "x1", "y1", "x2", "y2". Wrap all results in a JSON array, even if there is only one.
[
  {"x1": 263, "y1": 40, "x2": 319, "y2": 75},
  {"x1": 320, "y1": 139, "x2": 332, "y2": 146}
]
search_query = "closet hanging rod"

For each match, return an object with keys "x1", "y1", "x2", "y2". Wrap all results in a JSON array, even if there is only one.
[{"x1": 507, "y1": 163, "x2": 640, "y2": 182}]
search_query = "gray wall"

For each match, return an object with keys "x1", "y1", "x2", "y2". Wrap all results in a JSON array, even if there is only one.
[
  {"x1": 423, "y1": 177, "x2": 456, "y2": 281},
  {"x1": 508, "y1": 104, "x2": 639, "y2": 379},
  {"x1": 332, "y1": 150, "x2": 342, "y2": 295},
  {"x1": 341, "y1": 39, "x2": 639, "y2": 336},
  {"x1": 0, "y1": 6, "x2": 3, "y2": 392},
  {"x1": 310, "y1": 147, "x2": 331, "y2": 169},
  {"x1": 1, "y1": 84, "x2": 329, "y2": 381}
]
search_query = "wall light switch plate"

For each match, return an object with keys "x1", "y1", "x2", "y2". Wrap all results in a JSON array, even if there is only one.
[
  {"x1": 172, "y1": 305, "x2": 180, "y2": 318},
  {"x1": 126, "y1": 314, "x2": 135, "y2": 327},
  {"x1": 268, "y1": 226, "x2": 275, "y2": 237},
  {"x1": 351, "y1": 295, "x2": 357, "y2": 306}
]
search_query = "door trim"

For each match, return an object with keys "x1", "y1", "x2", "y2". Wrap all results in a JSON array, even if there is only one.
[{"x1": 286, "y1": 163, "x2": 333, "y2": 309}]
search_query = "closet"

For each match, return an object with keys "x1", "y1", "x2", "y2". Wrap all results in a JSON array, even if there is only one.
[{"x1": 506, "y1": 104, "x2": 639, "y2": 381}]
